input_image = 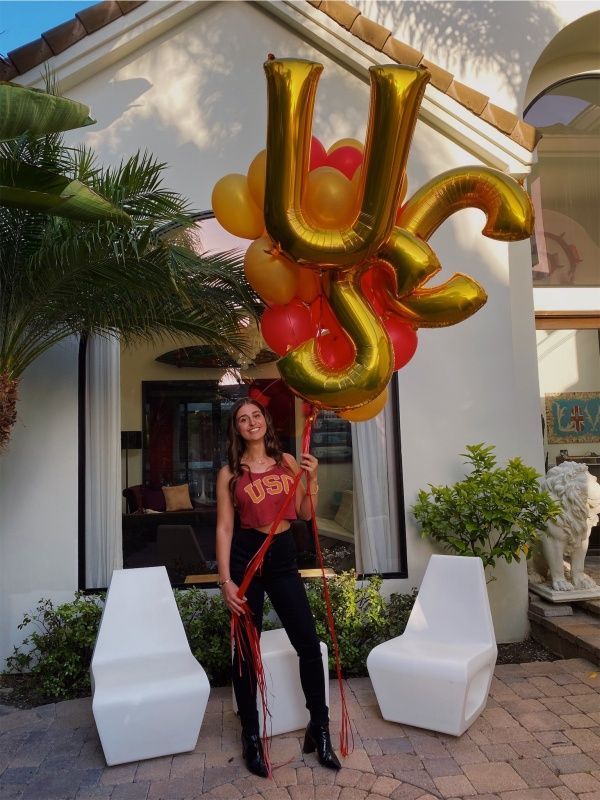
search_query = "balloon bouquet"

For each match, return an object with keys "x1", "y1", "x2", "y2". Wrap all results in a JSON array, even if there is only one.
[{"x1": 211, "y1": 57, "x2": 534, "y2": 765}]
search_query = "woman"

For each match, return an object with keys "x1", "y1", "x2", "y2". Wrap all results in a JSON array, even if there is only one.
[{"x1": 216, "y1": 397, "x2": 341, "y2": 777}]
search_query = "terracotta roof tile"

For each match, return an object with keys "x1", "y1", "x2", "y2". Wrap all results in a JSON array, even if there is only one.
[
  {"x1": 349, "y1": 14, "x2": 391, "y2": 51},
  {"x1": 0, "y1": 57, "x2": 18, "y2": 82},
  {"x1": 445, "y1": 79, "x2": 488, "y2": 115},
  {"x1": 381, "y1": 36, "x2": 423, "y2": 67},
  {"x1": 42, "y1": 18, "x2": 87, "y2": 56},
  {"x1": 420, "y1": 58, "x2": 453, "y2": 92},
  {"x1": 510, "y1": 119, "x2": 541, "y2": 151},
  {"x1": 116, "y1": 1, "x2": 145, "y2": 12},
  {"x1": 480, "y1": 101, "x2": 519, "y2": 135},
  {"x1": 318, "y1": 1, "x2": 360, "y2": 31},
  {"x1": 8, "y1": 38, "x2": 54, "y2": 74},
  {"x1": 76, "y1": 1, "x2": 123, "y2": 35}
]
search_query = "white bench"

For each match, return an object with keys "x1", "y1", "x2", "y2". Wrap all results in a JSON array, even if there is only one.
[
  {"x1": 91, "y1": 566, "x2": 210, "y2": 765},
  {"x1": 367, "y1": 554, "x2": 497, "y2": 736},
  {"x1": 233, "y1": 627, "x2": 329, "y2": 736}
]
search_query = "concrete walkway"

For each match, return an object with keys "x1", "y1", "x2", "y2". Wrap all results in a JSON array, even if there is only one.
[{"x1": 2, "y1": 660, "x2": 600, "y2": 800}]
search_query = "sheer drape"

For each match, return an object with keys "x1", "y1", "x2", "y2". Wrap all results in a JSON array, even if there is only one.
[
  {"x1": 352, "y1": 398, "x2": 400, "y2": 574},
  {"x1": 85, "y1": 335, "x2": 122, "y2": 588}
]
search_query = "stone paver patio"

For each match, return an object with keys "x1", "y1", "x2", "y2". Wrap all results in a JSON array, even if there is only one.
[{"x1": 3, "y1": 659, "x2": 600, "y2": 799}]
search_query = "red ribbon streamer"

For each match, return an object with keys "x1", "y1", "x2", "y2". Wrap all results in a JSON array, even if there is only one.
[{"x1": 231, "y1": 406, "x2": 352, "y2": 776}]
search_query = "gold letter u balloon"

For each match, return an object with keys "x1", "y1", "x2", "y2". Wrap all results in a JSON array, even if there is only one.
[{"x1": 260, "y1": 58, "x2": 534, "y2": 413}]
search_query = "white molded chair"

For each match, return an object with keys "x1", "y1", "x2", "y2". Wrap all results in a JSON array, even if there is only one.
[
  {"x1": 91, "y1": 567, "x2": 210, "y2": 765},
  {"x1": 367, "y1": 554, "x2": 497, "y2": 736},
  {"x1": 233, "y1": 627, "x2": 329, "y2": 736}
]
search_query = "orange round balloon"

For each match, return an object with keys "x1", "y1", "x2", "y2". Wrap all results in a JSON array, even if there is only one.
[
  {"x1": 244, "y1": 236, "x2": 299, "y2": 305},
  {"x1": 338, "y1": 387, "x2": 388, "y2": 421},
  {"x1": 304, "y1": 167, "x2": 356, "y2": 229},
  {"x1": 212, "y1": 173, "x2": 264, "y2": 239},
  {"x1": 327, "y1": 137, "x2": 364, "y2": 155},
  {"x1": 247, "y1": 149, "x2": 267, "y2": 210}
]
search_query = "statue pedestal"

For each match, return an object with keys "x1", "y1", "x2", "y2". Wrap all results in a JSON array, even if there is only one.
[{"x1": 529, "y1": 582, "x2": 600, "y2": 603}]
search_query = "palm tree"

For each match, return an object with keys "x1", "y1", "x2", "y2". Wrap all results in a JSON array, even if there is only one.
[{"x1": 0, "y1": 131, "x2": 260, "y2": 452}]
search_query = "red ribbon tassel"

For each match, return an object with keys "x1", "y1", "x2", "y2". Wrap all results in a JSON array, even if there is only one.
[{"x1": 231, "y1": 406, "x2": 352, "y2": 777}]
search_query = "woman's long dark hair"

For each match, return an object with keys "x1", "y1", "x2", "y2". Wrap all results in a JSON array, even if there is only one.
[{"x1": 227, "y1": 397, "x2": 285, "y2": 503}]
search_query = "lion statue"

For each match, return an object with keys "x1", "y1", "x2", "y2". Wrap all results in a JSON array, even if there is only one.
[{"x1": 528, "y1": 461, "x2": 600, "y2": 592}]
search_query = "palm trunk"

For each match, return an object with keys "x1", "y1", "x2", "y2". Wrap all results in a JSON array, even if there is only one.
[{"x1": 0, "y1": 372, "x2": 19, "y2": 453}]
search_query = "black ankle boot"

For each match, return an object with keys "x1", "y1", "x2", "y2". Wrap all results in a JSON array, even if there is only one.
[
  {"x1": 241, "y1": 729, "x2": 269, "y2": 777},
  {"x1": 303, "y1": 722, "x2": 341, "y2": 770}
]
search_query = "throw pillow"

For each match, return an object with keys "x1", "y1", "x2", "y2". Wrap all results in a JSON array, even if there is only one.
[
  {"x1": 142, "y1": 486, "x2": 166, "y2": 512},
  {"x1": 125, "y1": 484, "x2": 144, "y2": 512},
  {"x1": 163, "y1": 483, "x2": 193, "y2": 512}
]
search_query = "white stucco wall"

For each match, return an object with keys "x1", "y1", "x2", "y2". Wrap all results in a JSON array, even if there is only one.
[
  {"x1": 358, "y1": 0, "x2": 600, "y2": 114},
  {"x1": 4, "y1": 0, "x2": 590, "y2": 662},
  {"x1": 0, "y1": 341, "x2": 79, "y2": 668}
]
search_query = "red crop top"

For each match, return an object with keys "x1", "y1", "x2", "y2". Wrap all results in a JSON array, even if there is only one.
[{"x1": 235, "y1": 464, "x2": 298, "y2": 529}]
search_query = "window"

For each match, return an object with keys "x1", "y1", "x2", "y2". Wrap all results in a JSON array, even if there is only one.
[{"x1": 525, "y1": 77, "x2": 600, "y2": 288}]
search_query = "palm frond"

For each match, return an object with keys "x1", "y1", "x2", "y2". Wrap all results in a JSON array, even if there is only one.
[{"x1": 0, "y1": 83, "x2": 94, "y2": 141}]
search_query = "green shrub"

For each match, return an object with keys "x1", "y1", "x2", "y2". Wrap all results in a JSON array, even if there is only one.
[
  {"x1": 412, "y1": 443, "x2": 561, "y2": 572},
  {"x1": 174, "y1": 587, "x2": 234, "y2": 686},
  {"x1": 384, "y1": 587, "x2": 419, "y2": 640},
  {"x1": 5, "y1": 574, "x2": 418, "y2": 703},
  {"x1": 302, "y1": 571, "x2": 416, "y2": 676},
  {"x1": 5, "y1": 593, "x2": 104, "y2": 703}
]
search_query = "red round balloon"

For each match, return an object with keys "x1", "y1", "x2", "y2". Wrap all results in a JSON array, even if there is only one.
[
  {"x1": 310, "y1": 295, "x2": 355, "y2": 369},
  {"x1": 309, "y1": 136, "x2": 328, "y2": 171},
  {"x1": 261, "y1": 301, "x2": 315, "y2": 357},
  {"x1": 382, "y1": 315, "x2": 418, "y2": 370},
  {"x1": 326, "y1": 146, "x2": 363, "y2": 180},
  {"x1": 362, "y1": 265, "x2": 391, "y2": 316},
  {"x1": 317, "y1": 330, "x2": 355, "y2": 370}
]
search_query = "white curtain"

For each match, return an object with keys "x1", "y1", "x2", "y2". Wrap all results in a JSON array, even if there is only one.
[
  {"x1": 85, "y1": 335, "x2": 123, "y2": 588},
  {"x1": 352, "y1": 397, "x2": 400, "y2": 574}
]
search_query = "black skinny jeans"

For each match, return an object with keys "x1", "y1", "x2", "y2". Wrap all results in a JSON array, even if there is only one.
[{"x1": 230, "y1": 527, "x2": 328, "y2": 731}]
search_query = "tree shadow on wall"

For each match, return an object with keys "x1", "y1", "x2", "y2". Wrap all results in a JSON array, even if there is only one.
[{"x1": 358, "y1": 1, "x2": 560, "y2": 107}]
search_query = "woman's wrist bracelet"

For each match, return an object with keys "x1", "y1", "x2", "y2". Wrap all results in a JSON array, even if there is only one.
[
  {"x1": 306, "y1": 484, "x2": 319, "y2": 496},
  {"x1": 218, "y1": 578, "x2": 232, "y2": 589}
]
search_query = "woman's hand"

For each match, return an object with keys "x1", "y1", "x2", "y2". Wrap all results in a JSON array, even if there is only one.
[
  {"x1": 221, "y1": 580, "x2": 247, "y2": 616},
  {"x1": 299, "y1": 452, "x2": 318, "y2": 482}
]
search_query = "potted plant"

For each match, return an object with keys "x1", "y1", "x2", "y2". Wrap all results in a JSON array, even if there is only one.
[{"x1": 411, "y1": 443, "x2": 560, "y2": 640}]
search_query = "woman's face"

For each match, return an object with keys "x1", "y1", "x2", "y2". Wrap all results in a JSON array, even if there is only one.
[{"x1": 235, "y1": 403, "x2": 267, "y2": 443}]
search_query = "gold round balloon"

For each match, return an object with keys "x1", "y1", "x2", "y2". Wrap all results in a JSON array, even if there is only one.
[
  {"x1": 263, "y1": 58, "x2": 430, "y2": 267},
  {"x1": 247, "y1": 149, "x2": 267, "y2": 210},
  {"x1": 244, "y1": 236, "x2": 299, "y2": 305},
  {"x1": 296, "y1": 266, "x2": 321, "y2": 303},
  {"x1": 305, "y1": 167, "x2": 356, "y2": 229},
  {"x1": 339, "y1": 387, "x2": 388, "y2": 421},
  {"x1": 212, "y1": 173, "x2": 264, "y2": 240}
]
